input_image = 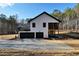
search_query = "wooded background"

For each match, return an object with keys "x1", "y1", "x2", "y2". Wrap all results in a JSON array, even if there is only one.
[{"x1": 0, "y1": 4, "x2": 79, "y2": 34}]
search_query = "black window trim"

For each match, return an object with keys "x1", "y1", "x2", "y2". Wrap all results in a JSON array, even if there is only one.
[
  {"x1": 43, "y1": 22, "x2": 46, "y2": 28},
  {"x1": 32, "y1": 22, "x2": 36, "y2": 28}
]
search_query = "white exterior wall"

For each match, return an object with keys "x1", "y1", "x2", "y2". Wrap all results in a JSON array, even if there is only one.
[{"x1": 30, "y1": 14, "x2": 59, "y2": 38}]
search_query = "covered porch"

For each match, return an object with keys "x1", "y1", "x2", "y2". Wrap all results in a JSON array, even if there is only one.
[{"x1": 48, "y1": 23, "x2": 59, "y2": 35}]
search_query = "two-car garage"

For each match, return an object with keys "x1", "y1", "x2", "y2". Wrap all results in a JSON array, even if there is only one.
[{"x1": 19, "y1": 32, "x2": 43, "y2": 39}]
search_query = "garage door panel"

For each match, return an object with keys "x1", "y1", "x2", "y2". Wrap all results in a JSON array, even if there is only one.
[
  {"x1": 36, "y1": 32, "x2": 43, "y2": 38},
  {"x1": 20, "y1": 32, "x2": 34, "y2": 39}
]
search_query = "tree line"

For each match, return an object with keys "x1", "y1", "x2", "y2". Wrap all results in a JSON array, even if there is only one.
[
  {"x1": 51, "y1": 4, "x2": 79, "y2": 32},
  {"x1": 0, "y1": 14, "x2": 17, "y2": 34}
]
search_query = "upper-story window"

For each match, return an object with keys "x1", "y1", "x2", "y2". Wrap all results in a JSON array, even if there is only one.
[
  {"x1": 43, "y1": 23, "x2": 46, "y2": 27},
  {"x1": 32, "y1": 23, "x2": 35, "y2": 28}
]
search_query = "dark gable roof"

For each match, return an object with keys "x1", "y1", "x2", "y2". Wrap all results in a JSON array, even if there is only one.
[{"x1": 28, "y1": 12, "x2": 61, "y2": 23}]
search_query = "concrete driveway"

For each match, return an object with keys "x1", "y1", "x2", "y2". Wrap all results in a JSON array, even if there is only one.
[{"x1": 0, "y1": 39, "x2": 74, "y2": 50}]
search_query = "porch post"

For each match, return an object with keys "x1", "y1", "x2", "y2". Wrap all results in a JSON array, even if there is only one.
[
  {"x1": 53, "y1": 24, "x2": 55, "y2": 34},
  {"x1": 58, "y1": 23, "x2": 59, "y2": 34}
]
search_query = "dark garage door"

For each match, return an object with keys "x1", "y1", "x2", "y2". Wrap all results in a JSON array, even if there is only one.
[
  {"x1": 20, "y1": 32, "x2": 34, "y2": 39},
  {"x1": 36, "y1": 32, "x2": 43, "y2": 38}
]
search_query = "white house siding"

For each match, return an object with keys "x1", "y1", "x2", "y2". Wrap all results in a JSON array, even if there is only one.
[{"x1": 30, "y1": 13, "x2": 59, "y2": 38}]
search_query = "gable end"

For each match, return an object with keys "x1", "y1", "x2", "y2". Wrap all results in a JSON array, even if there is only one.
[{"x1": 28, "y1": 12, "x2": 61, "y2": 23}]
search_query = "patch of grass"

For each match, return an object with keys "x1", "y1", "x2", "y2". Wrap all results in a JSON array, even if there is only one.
[{"x1": 0, "y1": 34, "x2": 18, "y2": 40}]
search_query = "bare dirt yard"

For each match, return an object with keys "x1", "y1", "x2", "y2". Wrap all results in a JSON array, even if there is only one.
[
  {"x1": 0, "y1": 34, "x2": 79, "y2": 56},
  {"x1": 0, "y1": 38, "x2": 78, "y2": 56}
]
